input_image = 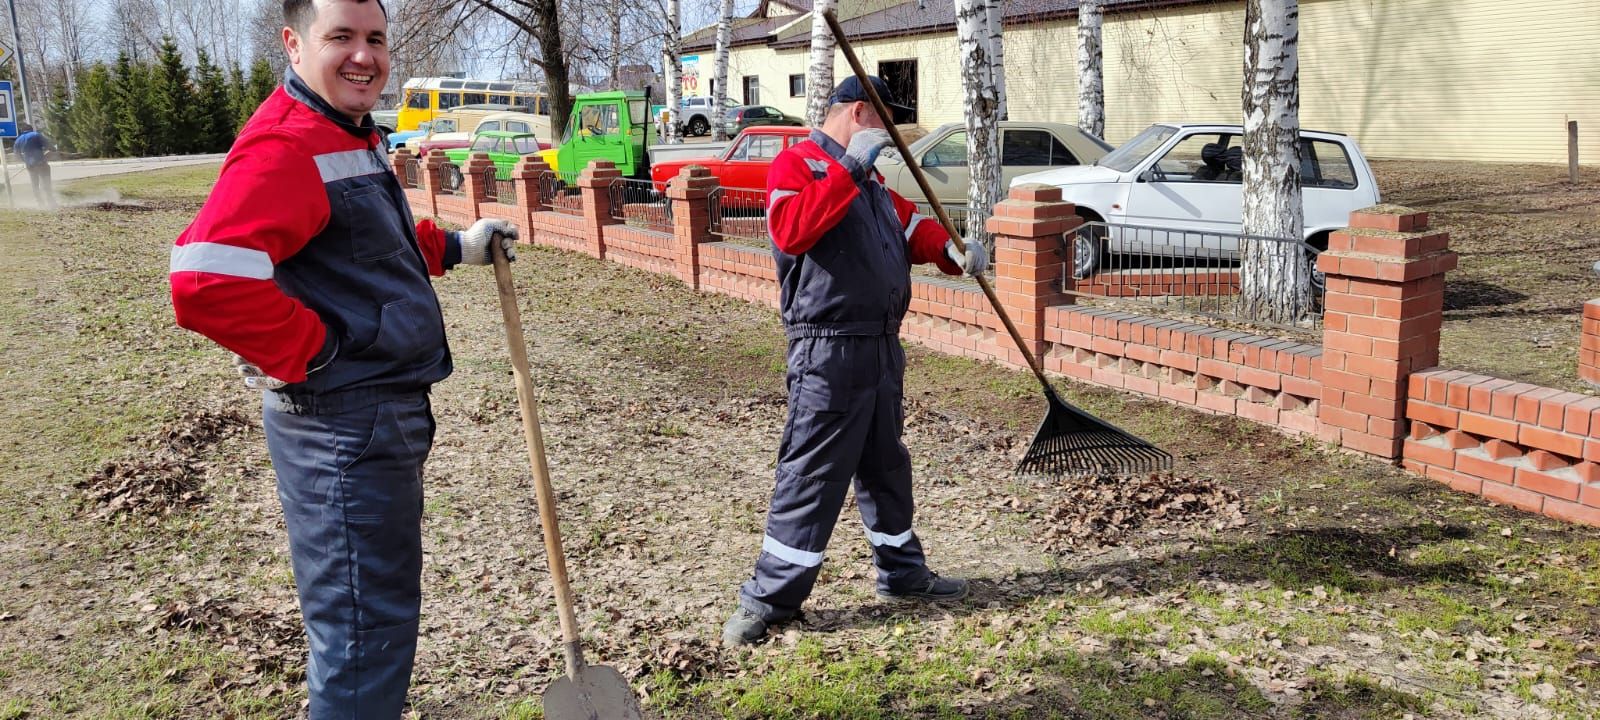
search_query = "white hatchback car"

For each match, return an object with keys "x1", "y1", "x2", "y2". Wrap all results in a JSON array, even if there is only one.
[{"x1": 1012, "y1": 123, "x2": 1380, "y2": 278}]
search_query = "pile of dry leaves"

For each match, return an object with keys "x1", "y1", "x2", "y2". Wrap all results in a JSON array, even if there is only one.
[
  {"x1": 1038, "y1": 473, "x2": 1246, "y2": 550},
  {"x1": 76, "y1": 407, "x2": 250, "y2": 521}
]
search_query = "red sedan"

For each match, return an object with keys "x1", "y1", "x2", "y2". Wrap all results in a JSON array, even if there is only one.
[{"x1": 650, "y1": 126, "x2": 810, "y2": 192}]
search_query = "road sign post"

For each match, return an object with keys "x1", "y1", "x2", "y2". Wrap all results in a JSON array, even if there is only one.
[{"x1": 0, "y1": 81, "x2": 14, "y2": 209}]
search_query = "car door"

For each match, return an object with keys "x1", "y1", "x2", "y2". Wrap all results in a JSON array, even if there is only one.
[
  {"x1": 1122, "y1": 130, "x2": 1244, "y2": 257},
  {"x1": 915, "y1": 130, "x2": 970, "y2": 207},
  {"x1": 1300, "y1": 137, "x2": 1369, "y2": 236},
  {"x1": 569, "y1": 103, "x2": 621, "y2": 175},
  {"x1": 999, "y1": 128, "x2": 1077, "y2": 189},
  {"x1": 763, "y1": 107, "x2": 791, "y2": 127},
  {"x1": 725, "y1": 134, "x2": 783, "y2": 189}
]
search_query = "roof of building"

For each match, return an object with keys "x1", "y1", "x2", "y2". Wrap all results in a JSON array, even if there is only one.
[{"x1": 682, "y1": 0, "x2": 1213, "y2": 53}]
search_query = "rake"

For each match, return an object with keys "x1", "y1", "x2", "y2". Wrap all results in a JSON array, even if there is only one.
[{"x1": 823, "y1": 10, "x2": 1172, "y2": 478}]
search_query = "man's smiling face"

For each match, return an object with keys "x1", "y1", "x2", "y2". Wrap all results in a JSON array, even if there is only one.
[{"x1": 283, "y1": 0, "x2": 390, "y2": 124}]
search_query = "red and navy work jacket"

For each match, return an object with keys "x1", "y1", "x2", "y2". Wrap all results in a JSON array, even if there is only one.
[
  {"x1": 766, "y1": 129, "x2": 959, "y2": 340},
  {"x1": 170, "y1": 69, "x2": 462, "y2": 399}
]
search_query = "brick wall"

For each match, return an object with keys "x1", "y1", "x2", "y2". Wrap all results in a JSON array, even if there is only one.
[
  {"x1": 1405, "y1": 369, "x2": 1600, "y2": 526},
  {"x1": 1582, "y1": 300, "x2": 1600, "y2": 386},
  {"x1": 408, "y1": 158, "x2": 1600, "y2": 530}
]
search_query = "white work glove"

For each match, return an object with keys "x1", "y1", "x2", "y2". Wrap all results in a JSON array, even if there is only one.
[
  {"x1": 945, "y1": 239, "x2": 990, "y2": 276},
  {"x1": 233, "y1": 354, "x2": 287, "y2": 391},
  {"x1": 840, "y1": 128, "x2": 892, "y2": 183},
  {"x1": 456, "y1": 219, "x2": 520, "y2": 266}
]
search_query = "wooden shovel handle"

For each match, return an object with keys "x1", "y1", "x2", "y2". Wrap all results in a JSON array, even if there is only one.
[
  {"x1": 490, "y1": 235, "x2": 586, "y2": 677},
  {"x1": 821, "y1": 9, "x2": 1052, "y2": 390}
]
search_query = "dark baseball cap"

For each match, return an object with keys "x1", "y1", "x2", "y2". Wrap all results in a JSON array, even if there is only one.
[{"x1": 828, "y1": 76, "x2": 913, "y2": 124}]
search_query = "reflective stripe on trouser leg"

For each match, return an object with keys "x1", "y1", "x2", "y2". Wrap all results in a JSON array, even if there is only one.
[
  {"x1": 854, "y1": 338, "x2": 928, "y2": 593},
  {"x1": 264, "y1": 394, "x2": 434, "y2": 720},
  {"x1": 739, "y1": 337, "x2": 875, "y2": 622}
]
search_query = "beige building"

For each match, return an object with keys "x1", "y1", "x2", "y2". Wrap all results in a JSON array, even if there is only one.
[{"x1": 681, "y1": 0, "x2": 1600, "y2": 164}]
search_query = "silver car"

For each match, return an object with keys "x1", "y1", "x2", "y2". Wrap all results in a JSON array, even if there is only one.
[{"x1": 875, "y1": 121, "x2": 1113, "y2": 207}]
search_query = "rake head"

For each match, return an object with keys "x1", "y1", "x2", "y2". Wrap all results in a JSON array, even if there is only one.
[{"x1": 1016, "y1": 389, "x2": 1173, "y2": 479}]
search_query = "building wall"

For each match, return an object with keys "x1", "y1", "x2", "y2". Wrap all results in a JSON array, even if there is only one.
[{"x1": 705, "y1": 0, "x2": 1600, "y2": 164}]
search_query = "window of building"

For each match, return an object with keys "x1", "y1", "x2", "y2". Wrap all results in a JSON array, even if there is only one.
[{"x1": 789, "y1": 74, "x2": 804, "y2": 97}]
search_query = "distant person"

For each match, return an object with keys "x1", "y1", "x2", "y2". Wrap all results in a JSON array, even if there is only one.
[{"x1": 13, "y1": 124, "x2": 53, "y2": 209}]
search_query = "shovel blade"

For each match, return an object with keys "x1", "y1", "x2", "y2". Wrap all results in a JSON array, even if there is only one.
[{"x1": 543, "y1": 665, "x2": 642, "y2": 720}]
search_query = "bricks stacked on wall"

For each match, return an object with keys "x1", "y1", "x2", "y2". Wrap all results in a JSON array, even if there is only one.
[
  {"x1": 1405, "y1": 369, "x2": 1600, "y2": 526},
  {"x1": 699, "y1": 242, "x2": 779, "y2": 308},
  {"x1": 1043, "y1": 306, "x2": 1324, "y2": 436},
  {"x1": 1315, "y1": 209, "x2": 1458, "y2": 459},
  {"x1": 902, "y1": 277, "x2": 997, "y2": 362},
  {"x1": 1582, "y1": 300, "x2": 1600, "y2": 386}
]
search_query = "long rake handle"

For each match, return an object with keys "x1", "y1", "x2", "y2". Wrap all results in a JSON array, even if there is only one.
[
  {"x1": 822, "y1": 10, "x2": 1054, "y2": 393},
  {"x1": 490, "y1": 237, "x2": 587, "y2": 679}
]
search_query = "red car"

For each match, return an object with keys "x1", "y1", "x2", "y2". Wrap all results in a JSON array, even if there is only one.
[{"x1": 650, "y1": 126, "x2": 810, "y2": 192}]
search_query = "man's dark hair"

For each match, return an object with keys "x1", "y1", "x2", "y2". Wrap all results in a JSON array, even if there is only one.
[
  {"x1": 18, "y1": 123, "x2": 31, "y2": 133},
  {"x1": 284, "y1": 0, "x2": 388, "y2": 33}
]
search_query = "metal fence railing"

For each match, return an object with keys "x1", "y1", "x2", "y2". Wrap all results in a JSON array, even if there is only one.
[
  {"x1": 708, "y1": 187, "x2": 769, "y2": 246},
  {"x1": 401, "y1": 157, "x2": 419, "y2": 189},
  {"x1": 1064, "y1": 221, "x2": 1325, "y2": 332},
  {"x1": 540, "y1": 171, "x2": 583, "y2": 215},
  {"x1": 608, "y1": 178, "x2": 671, "y2": 232},
  {"x1": 914, "y1": 203, "x2": 971, "y2": 238},
  {"x1": 479, "y1": 166, "x2": 501, "y2": 203},
  {"x1": 490, "y1": 171, "x2": 516, "y2": 206},
  {"x1": 438, "y1": 163, "x2": 463, "y2": 195}
]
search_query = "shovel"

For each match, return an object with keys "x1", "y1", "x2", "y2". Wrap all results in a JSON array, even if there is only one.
[
  {"x1": 490, "y1": 235, "x2": 644, "y2": 720},
  {"x1": 822, "y1": 10, "x2": 1171, "y2": 478}
]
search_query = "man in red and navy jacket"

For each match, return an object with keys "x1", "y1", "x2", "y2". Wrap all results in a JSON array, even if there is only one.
[
  {"x1": 722, "y1": 76, "x2": 989, "y2": 646},
  {"x1": 168, "y1": 1, "x2": 516, "y2": 716}
]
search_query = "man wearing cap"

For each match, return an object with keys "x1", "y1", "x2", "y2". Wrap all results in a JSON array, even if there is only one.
[{"x1": 722, "y1": 76, "x2": 989, "y2": 646}]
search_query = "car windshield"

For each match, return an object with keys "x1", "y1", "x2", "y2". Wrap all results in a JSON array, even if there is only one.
[
  {"x1": 1098, "y1": 125, "x2": 1178, "y2": 172},
  {"x1": 470, "y1": 135, "x2": 497, "y2": 151}
]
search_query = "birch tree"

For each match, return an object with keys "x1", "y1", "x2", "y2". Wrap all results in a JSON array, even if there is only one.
[
  {"x1": 804, "y1": 0, "x2": 839, "y2": 127},
  {"x1": 710, "y1": 0, "x2": 734, "y2": 140},
  {"x1": 985, "y1": 0, "x2": 1006, "y2": 120},
  {"x1": 663, "y1": 0, "x2": 683, "y2": 143},
  {"x1": 957, "y1": 0, "x2": 1001, "y2": 254},
  {"x1": 1076, "y1": 0, "x2": 1103, "y2": 138},
  {"x1": 1240, "y1": 0, "x2": 1309, "y2": 323}
]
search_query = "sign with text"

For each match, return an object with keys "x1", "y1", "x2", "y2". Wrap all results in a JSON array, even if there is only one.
[{"x1": 0, "y1": 81, "x2": 15, "y2": 139}]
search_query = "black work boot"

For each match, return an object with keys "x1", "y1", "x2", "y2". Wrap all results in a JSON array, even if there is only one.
[
  {"x1": 878, "y1": 572, "x2": 969, "y2": 602},
  {"x1": 721, "y1": 606, "x2": 769, "y2": 647}
]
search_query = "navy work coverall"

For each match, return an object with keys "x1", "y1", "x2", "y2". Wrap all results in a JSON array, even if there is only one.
[
  {"x1": 171, "y1": 69, "x2": 469, "y2": 718},
  {"x1": 737, "y1": 129, "x2": 962, "y2": 622}
]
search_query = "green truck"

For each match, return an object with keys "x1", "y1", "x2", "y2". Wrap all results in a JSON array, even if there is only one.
[{"x1": 536, "y1": 90, "x2": 654, "y2": 179}]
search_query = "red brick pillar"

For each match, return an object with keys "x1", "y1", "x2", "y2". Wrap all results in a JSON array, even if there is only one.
[
  {"x1": 987, "y1": 183, "x2": 1079, "y2": 367},
  {"x1": 577, "y1": 160, "x2": 622, "y2": 259},
  {"x1": 460, "y1": 152, "x2": 495, "y2": 220},
  {"x1": 417, "y1": 149, "x2": 446, "y2": 218},
  {"x1": 513, "y1": 157, "x2": 551, "y2": 218},
  {"x1": 666, "y1": 166, "x2": 718, "y2": 289},
  {"x1": 1581, "y1": 300, "x2": 1600, "y2": 386},
  {"x1": 1317, "y1": 207, "x2": 1457, "y2": 458},
  {"x1": 390, "y1": 147, "x2": 413, "y2": 184}
]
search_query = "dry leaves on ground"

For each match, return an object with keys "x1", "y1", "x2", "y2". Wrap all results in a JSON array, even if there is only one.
[{"x1": 1038, "y1": 473, "x2": 1247, "y2": 551}]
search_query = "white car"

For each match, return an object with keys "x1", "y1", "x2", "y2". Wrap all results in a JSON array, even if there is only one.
[{"x1": 1012, "y1": 123, "x2": 1380, "y2": 278}]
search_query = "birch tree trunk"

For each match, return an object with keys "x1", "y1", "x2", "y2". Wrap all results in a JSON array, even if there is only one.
[
  {"x1": 1076, "y1": 0, "x2": 1104, "y2": 138},
  {"x1": 1240, "y1": 0, "x2": 1309, "y2": 324},
  {"x1": 711, "y1": 0, "x2": 734, "y2": 140},
  {"x1": 985, "y1": 0, "x2": 1006, "y2": 120},
  {"x1": 804, "y1": 0, "x2": 839, "y2": 128},
  {"x1": 664, "y1": 0, "x2": 683, "y2": 144},
  {"x1": 609, "y1": 0, "x2": 622, "y2": 88},
  {"x1": 957, "y1": 0, "x2": 1001, "y2": 255}
]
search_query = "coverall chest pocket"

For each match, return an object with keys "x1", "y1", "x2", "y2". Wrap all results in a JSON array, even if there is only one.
[
  {"x1": 341, "y1": 184, "x2": 408, "y2": 263},
  {"x1": 786, "y1": 337, "x2": 878, "y2": 413}
]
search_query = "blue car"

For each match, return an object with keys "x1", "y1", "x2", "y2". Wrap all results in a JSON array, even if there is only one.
[{"x1": 387, "y1": 119, "x2": 456, "y2": 152}]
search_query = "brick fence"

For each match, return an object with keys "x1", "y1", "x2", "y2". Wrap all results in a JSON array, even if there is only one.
[{"x1": 398, "y1": 149, "x2": 1600, "y2": 528}]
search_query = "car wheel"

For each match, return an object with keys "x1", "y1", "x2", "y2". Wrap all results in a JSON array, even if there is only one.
[
  {"x1": 688, "y1": 116, "x2": 709, "y2": 136},
  {"x1": 447, "y1": 165, "x2": 464, "y2": 191},
  {"x1": 1071, "y1": 224, "x2": 1105, "y2": 280}
]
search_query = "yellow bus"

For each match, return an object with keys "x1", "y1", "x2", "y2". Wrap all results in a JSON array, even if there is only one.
[{"x1": 397, "y1": 77, "x2": 550, "y2": 131}]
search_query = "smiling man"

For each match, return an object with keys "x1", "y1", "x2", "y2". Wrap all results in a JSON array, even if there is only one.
[{"x1": 168, "y1": 1, "x2": 517, "y2": 717}]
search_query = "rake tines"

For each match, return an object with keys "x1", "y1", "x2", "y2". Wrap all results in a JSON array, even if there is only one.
[{"x1": 1015, "y1": 390, "x2": 1173, "y2": 479}]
